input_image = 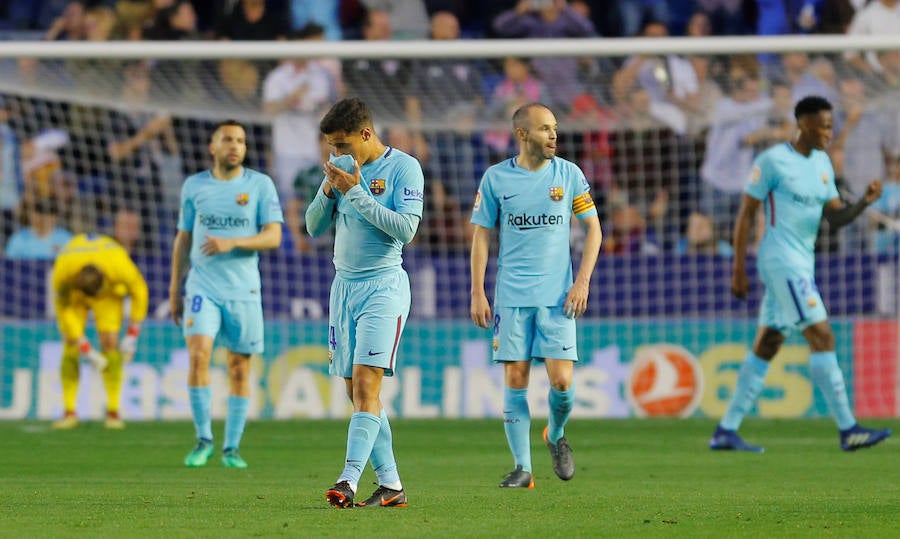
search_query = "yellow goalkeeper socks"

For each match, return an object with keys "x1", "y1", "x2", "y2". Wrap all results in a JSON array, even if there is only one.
[
  {"x1": 102, "y1": 349, "x2": 124, "y2": 414},
  {"x1": 60, "y1": 344, "x2": 81, "y2": 413}
]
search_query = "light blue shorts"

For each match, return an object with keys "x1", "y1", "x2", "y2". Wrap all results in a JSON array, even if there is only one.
[
  {"x1": 182, "y1": 290, "x2": 264, "y2": 354},
  {"x1": 492, "y1": 306, "x2": 578, "y2": 363},
  {"x1": 328, "y1": 270, "x2": 410, "y2": 378},
  {"x1": 757, "y1": 264, "x2": 828, "y2": 334}
]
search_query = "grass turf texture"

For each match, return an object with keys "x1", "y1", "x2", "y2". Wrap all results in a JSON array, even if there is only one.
[{"x1": 1, "y1": 419, "x2": 897, "y2": 538}]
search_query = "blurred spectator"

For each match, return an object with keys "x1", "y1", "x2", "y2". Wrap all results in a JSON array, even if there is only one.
[
  {"x1": 492, "y1": 0, "x2": 595, "y2": 111},
  {"x1": 818, "y1": 0, "x2": 858, "y2": 34},
  {"x1": 116, "y1": 0, "x2": 152, "y2": 40},
  {"x1": 682, "y1": 12, "x2": 725, "y2": 132},
  {"x1": 877, "y1": 50, "x2": 900, "y2": 89},
  {"x1": 104, "y1": 61, "x2": 182, "y2": 249},
  {"x1": 145, "y1": 0, "x2": 200, "y2": 40},
  {"x1": 695, "y1": 0, "x2": 752, "y2": 35},
  {"x1": 4, "y1": 198, "x2": 72, "y2": 260},
  {"x1": 743, "y1": 80, "x2": 795, "y2": 151},
  {"x1": 484, "y1": 57, "x2": 546, "y2": 156},
  {"x1": 407, "y1": 11, "x2": 484, "y2": 127},
  {"x1": 343, "y1": 10, "x2": 414, "y2": 121},
  {"x1": 361, "y1": 0, "x2": 430, "y2": 39},
  {"x1": 844, "y1": 0, "x2": 900, "y2": 74},
  {"x1": 699, "y1": 56, "x2": 772, "y2": 238},
  {"x1": 289, "y1": 133, "x2": 333, "y2": 253},
  {"x1": 771, "y1": 52, "x2": 838, "y2": 103},
  {"x1": 868, "y1": 156, "x2": 900, "y2": 254},
  {"x1": 213, "y1": 0, "x2": 290, "y2": 40},
  {"x1": 20, "y1": 128, "x2": 76, "y2": 223},
  {"x1": 675, "y1": 210, "x2": 734, "y2": 255},
  {"x1": 111, "y1": 207, "x2": 144, "y2": 254},
  {"x1": 84, "y1": 4, "x2": 119, "y2": 40},
  {"x1": 611, "y1": 21, "x2": 697, "y2": 134},
  {"x1": 386, "y1": 125, "x2": 471, "y2": 252},
  {"x1": 44, "y1": 1, "x2": 86, "y2": 41},
  {"x1": 605, "y1": 204, "x2": 661, "y2": 255},
  {"x1": 419, "y1": 172, "x2": 471, "y2": 252},
  {"x1": 608, "y1": 86, "x2": 679, "y2": 243},
  {"x1": 0, "y1": 101, "x2": 22, "y2": 247},
  {"x1": 833, "y1": 77, "x2": 897, "y2": 199},
  {"x1": 145, "y1": 1, "x2": 206, "y2": 103},
  {"x1": 262, "y1": 24, "x2": 338, "y2": 249},
  {"x1": 291, "y1": 0, "x2": 342, "y2": 40},
  {"x1": 616, "y1": 0, "x2": 670, "y2": 37}
]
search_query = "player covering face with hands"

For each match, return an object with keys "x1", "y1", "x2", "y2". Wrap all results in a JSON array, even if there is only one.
[
  {"x1": 306, "y1": 98, "x2": 425, "y2": 509},
  {"x1": 470, "y1": 103, "x2": 602, "y2": 488},
  {"x1": 710, "y1": 96, "x2": 891, "y2": 453}
]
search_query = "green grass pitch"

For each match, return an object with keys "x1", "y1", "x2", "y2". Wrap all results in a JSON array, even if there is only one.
[{"x1": 1, "y1": 418, "x2": 898, "y2": 538}]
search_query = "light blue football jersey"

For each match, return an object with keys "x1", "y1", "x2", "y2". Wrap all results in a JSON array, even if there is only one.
[
  {"x1": 745, "y1": 143, "x2": 839, "y2": 270},
  {"x1": 331, "y1": 147, "x2": 425, "y2": 279},
  {"x1": 177, "y1": 167, "x2": 284, "y2": 300},
  {"x1": 471, "y1": 156, "x2": 597, "y2": 308}
]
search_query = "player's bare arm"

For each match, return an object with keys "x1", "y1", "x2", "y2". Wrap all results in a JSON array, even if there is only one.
[
  {"x1": 168, "y1": 230, "x2": 192, "y2": 326},
  {"x1": 731, "y1": 194, "x2": 761, "y2": 300},
  {"x1": 823, "y1": 179, "x2": 883, "y2": 228},
  {"x1": 470, "y1": 225, "x2": 493, "y2": 329},
  {"x1": 565, "y1": 215, "x2": 602, "y2": 318},
  {"x1": 201, "y1": 222, "x2": 282, "y2": 255}
]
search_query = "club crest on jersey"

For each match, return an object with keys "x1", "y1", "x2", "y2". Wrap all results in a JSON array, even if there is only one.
[
  {"x1": 186, "y1": 318, "x2": 194, "y2": 329},
  {"x1": 236, "y1": 193, "x2": 249, "y2": 206},
  {"x1": 549, "y1": 187, "x2": 564, "y2": 202},
  {"x1": 369, "y1": 179, "x2": 386, "y2": 195}
]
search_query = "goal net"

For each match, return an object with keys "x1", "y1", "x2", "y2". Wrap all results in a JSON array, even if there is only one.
[{"x1": 1, "y1": 36, "x2": 898, "y2": 421}]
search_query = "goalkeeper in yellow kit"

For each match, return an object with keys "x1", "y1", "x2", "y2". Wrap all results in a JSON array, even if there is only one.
[{"x1": 51, "y1": 233, "x2": 148, "y2": 430}]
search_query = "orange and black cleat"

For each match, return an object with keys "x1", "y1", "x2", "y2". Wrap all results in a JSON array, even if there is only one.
[
  {"x1": 325, "y1": 481, "x2": 355, "y2": 508},
  {"x1": 355, "y1": 485, "x2": 408, "y2": 508},
  {"x1": 499, "y1": 465, "x2": 534, "y2": 488}
]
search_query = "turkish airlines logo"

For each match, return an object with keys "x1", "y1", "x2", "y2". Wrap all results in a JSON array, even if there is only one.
[{"x1": 626, "y1": 344, "x2": 704, "y2": 417}]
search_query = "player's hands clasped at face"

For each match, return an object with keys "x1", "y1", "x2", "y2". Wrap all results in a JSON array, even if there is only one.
[
  {"x1": 864, "y1": 179, "x2": 883, "y2": 204},
  {"x1": 564, "y1": 280, "x2": 589, "y2": 318},
  {"x1": 470, "y1": 291, "x2": 493, "y2": 329},
  {"x1": 731, "y1": 271, "x2": 749, "y2": 300},
  {"x1": 323, "y1": 160, "x2": 361, "y2": 195},
  {"x1": 201, "y1": 235, "x2": 236, "y2": 255}
]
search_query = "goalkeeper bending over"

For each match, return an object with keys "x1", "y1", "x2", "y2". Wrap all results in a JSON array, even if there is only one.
[{"x1": 51, "y1": 233, "x2": 148, "y2": 430}]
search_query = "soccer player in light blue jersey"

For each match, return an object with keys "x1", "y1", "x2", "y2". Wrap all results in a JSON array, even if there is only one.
[
  {"x1": 168, "y1": 120, "x2": 283, "y2": 468},
  {"x1": 710, "y1": 96, "x2": 892, "y2": 453},
  {"x1": 306, "y1": 98, "x2": 423, "y2": 508},
  {"x1": 470, "y1": 103, "x2": 603, "y2": 488}
]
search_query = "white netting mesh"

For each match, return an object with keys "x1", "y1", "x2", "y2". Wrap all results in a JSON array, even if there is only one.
[{"x1": 1, "y1": 36, "x2": 898, "y2": 421}]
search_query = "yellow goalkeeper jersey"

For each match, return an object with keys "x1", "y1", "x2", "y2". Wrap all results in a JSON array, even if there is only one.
[{"x1": 51, "y1": 234, "x2": 149, "y2": 323}]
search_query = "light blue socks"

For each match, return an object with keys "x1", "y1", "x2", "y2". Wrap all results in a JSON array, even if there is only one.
[
  {"x1": 369, "y1": 409, "x2": 401, "y2": 490},
  {"x1": 338, "y1": 412, "x2": 382, "y2": 490},
  {"x1": 189, "y1": 385, "x2": 213, "y2": 441},
  {"x1": 809, "y1": 351, "x2": 856, "y2": 430},
  {"x1": 721, "y1": 352, "x2": 770, "y2": 430},
  {"x1": 224, "y1": 395, "x2": 250, "y2": 450},
  {"x1": 547, "y1": 386, "x2": 574, "y2": 444},
  {"x1": 503, "y1": 387, "x2": 532, "y2": 472}
]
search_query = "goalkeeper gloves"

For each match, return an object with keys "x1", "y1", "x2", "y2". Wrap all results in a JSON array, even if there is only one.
[
  {"x1": 120, "y1": 323, "x2": 140, "y2": 359},
  {"x1": 78, "y1": 338, "x2": 108, "y2": 371}
]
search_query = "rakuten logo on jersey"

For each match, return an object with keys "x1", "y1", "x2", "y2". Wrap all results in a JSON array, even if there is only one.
[
  {"x1": 199, "y1": 214, "x2": 251, "y2": 229},
  {"x1": 506, "y1": 213, "x2": 564, "y2": 230}
]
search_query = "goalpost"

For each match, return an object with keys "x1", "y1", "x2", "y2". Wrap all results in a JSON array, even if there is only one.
[{"x1": 0, "y1": 34, "x2": 898, "y2": 421}]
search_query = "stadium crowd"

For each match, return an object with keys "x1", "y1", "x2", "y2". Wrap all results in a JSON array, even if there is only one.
[{"x1": 1, "y1": 0, "x2": 900, "y2": 259}]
